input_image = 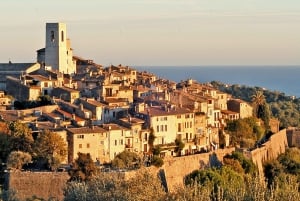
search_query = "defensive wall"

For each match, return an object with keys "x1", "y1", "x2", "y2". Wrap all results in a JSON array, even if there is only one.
[
  {"x1": 250, "y1": 129, "x2": 288, "y2": 176},
  {"x1": 162, "y1": 148, "x2": 235, "y2": 192},
  {"x1": 5, "y1": 171, "x2": 69, "y2": 201}
]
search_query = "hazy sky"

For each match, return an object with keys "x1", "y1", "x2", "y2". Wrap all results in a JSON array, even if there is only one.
[{"x1": 0, "y1": 0, "x2": 299, "y2": 66}]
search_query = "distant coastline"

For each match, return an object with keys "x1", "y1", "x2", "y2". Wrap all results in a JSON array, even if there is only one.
[{"x1": 135, "y1": 66, "x2": 300, "y2": 97}]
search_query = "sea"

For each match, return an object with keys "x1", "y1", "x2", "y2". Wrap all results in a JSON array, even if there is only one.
[{"x1": 135, "y1": 66, "x2": 300, "y2": 98}]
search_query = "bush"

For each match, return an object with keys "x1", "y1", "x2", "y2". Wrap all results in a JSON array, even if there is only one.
[
  {"x1": 151, "y1": 155, "x2": 164, "y2": 167},
  {"x1": 111, "y1": 151, "x2": 141, "y2": 170},
  {"x1": 6, "y1": 151, "x2": 32, "y2": 170}
]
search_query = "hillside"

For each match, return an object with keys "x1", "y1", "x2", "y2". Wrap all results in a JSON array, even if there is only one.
[{"x1": 210, "y1": 81, "x2": 300, "y2": 128}]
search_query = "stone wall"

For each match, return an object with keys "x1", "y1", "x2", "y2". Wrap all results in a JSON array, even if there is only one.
[
  {"x1": 250, "y1": 129, "x2": 288, "y2": 176},
  {"x1": 5, "y1": 171, "x2": 69, "y2": 201},
  {"x1": 162, "y1": 148, "x2": 235, "y2": 192}
]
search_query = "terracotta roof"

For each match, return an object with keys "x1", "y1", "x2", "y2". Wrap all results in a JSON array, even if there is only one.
[
  {"x1": 140, "y1": 106, "x2": 192, "y2": 116},
  {"x1": 86, "y1": 99, "x2": 106, "y2": 107},
  {"x1": 67, "y1": 126, "x2": 106, "y2": 134},
  {"x1": 221, "y1": 110, "x2": 239, "y2": 115},
  {"x1": 27, "y1": 74, "x2": 54, "y2": 82},
  {"x1": 102, "y1": 123, "x2": 129, "y2": 131}
]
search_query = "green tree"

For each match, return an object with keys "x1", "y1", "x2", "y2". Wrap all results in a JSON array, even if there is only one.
[
  {"x1": 7, "y1": 121, "x2": 34, "y2": 154},
  {"x1": 34, "y1": 130, "x2": 67, "y2": 171},
  {"x1": 64, "y1": 169, "x2": 166, "y2": 201},
  {"x1": 6, "y1": 151, "x2": 32, "y2": 170},
  {"x1": 224, "y1": 151, "x2": 257, "y2": 175},
  {"x1": 174, "y1": 138, "x2": 185, "y2": 156},
  {"x1": 278, "y1": 147, "x2": 300, "y2": 175},
  {"x1": 111, "y1": 150, "x2": 141, "y2": 170},
  {"x1": 151, "y1": 155, "x2": 164, "y2": 167},
  {"x1": 148, "y1": 127, "x2": 156, "y2": 154},
  {"x1": 68, "y1": 152, "x2": 96, "y2": 182}
]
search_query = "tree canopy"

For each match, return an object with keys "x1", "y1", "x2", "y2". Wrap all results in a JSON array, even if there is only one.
[
  {"x1": 34, "y1": 130, "x2": 67, "y2": 170},
  {"x1": 68, "y1": 152, "x2": 96, "y2": 182}
]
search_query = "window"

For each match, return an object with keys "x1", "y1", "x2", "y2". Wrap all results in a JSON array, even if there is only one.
[
  {"x1": 50, "y1": 31, "x2": 55, "y2": 42},
  {"x1": 177, "y1": 115, "x2": 181, "y2": 119},
  {"x1": 115, "y1": 140, "x2": 117, "y2": 145},
  {"x1": 144, "y1": 133, "x2": 148, "y2": 141},
  {"x1": 87, "y1": 143, "x2": 90, "y2": 148},
  {"x1": 178, "y1": 123, "x2": 182, "y2": 132},
  {"x1": 44, "y1": 82, "x2": 48, "y2": 87},
  {"x1": 77, "y1": 135, "x2": 84, "y2": 139},
  {"x1": 157, "y1": 125, "x2": 159, "y2": 132},
  {"x1": 161, "y1": 125, "x2": 164, "y2": 132},
  {"x1": 190, "y1": 122, "x2": 192, "y2": 128},
  {"x1": 165, "y1": 125, "x2": 167, "y2": 132},
  {"x1": 113, "y1": 112, "x2": 116, "y2": 118},
  {"x1": 79, "y1": 144, "x2": 82, "y2": 148},
  {"x1": 186, "y1": 133, "x2": 189, "y2": 140},
  {"x1": 61, "y1": 31, "x2": 64, "y2": 42},
  {"x1": 120, "y1": 139, "x2": 123, "y2": 145},
  {"x1": 100, "y1": 141, "x2": 104, "y2": 145}
]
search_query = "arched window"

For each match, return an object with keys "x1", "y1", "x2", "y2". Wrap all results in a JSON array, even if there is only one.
[
  {"x1": 50, "y1": 31, "x2": 55, "y2": 42},
  {"x1": 61, "y1": 31, "x2": 64, "y2": 42}
]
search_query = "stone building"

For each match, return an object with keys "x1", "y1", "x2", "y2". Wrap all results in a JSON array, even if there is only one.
[
  {"x1": 37, "y1": 23, "x2": 76, "y2": 75},
  {"x1": 227, "y1": 99, "x2": 253, "y2": 119},
  {"x1": 286, "y1": 127, "x2": 300, "y2": 148},
  {"x1": 66, "y1": 126, "x2": 108, "y2": 163},
  {"x1": 0, "y1": 62, "x2": 40, "y2": 91}
]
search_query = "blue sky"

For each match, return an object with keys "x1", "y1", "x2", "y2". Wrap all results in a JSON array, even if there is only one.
[{"x1": 0, "y1": 0, "x2": 299, "y2": 66}]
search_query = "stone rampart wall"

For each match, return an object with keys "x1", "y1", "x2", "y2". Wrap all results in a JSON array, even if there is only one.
[
  {"x1": 5, "y1": 171, "x2": 69, "y2": 201},
  {"x1": 163, "y1": 148, "x2": 235, "y2": 191},
  {"x1": 250, "y1": 129, "x2": 287, "y2": 176}
]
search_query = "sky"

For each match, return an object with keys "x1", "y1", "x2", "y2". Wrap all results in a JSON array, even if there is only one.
[{"x1": 0, "y1": 0, "x2": 299, "y2": 66}]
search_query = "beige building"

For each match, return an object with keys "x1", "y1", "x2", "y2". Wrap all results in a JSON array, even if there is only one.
[
  {"x1": 118, "y1": 117, "x2": 145, "y2": 153},
  {"x1": 137, "y1": 104, "x2": 195, "y2": 155},
  {"x1": 6, "y1": 76, "x2": 41, "y2": 101},
  {"x1": 0, "y1": 62, "x2": 40, "y2": 91},
  {"x1": 51, "y1": 86, "x2": 80, "y2": 103},
  {"x1": 103, "y1": 124, "x2": 129, "y2": 161},
  {"x1": 66, "y1": 126, "x2": 108, "y2": 163},
  {"x1": 227, "y1": 99, "x2": 253, "y2": 119}
]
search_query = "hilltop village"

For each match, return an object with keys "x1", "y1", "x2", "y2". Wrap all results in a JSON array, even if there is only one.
[{"x1": 0, "y1": 23, "x2": 282, "y2": 166}]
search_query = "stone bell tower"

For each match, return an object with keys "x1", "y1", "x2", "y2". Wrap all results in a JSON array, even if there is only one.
[{"x1": 45, "y1": 23, "x2": 76, "y2": 74}]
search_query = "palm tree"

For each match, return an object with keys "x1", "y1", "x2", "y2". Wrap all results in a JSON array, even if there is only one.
[
  {"x1": 251, "y1": 91, "x2": 265, "y2": 118},
  {"x1": 252, "y1": 90, "x2": 270, "y2": 129}
]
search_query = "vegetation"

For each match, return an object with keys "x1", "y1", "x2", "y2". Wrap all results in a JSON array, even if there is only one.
[
  {"x1": 225, "y1": 117, "x2": 265, "y2": 148},
  {"x1": 211, "y1": 81, "x2": 300, "y2": 128},
  {"x1": 148, "y1": 127, "x2": 156, "y2": 154},
  {"x1": 151, "y1": 155, "x2": 164, "y2": 167},
  {"x1": 64, "y1": 170, "x2": 166, "y2": 201},
  {"x1": 13, "y1": 95, "x2": 52, "y2": 110},
  {"x1": 251, "y1": 90, "x2": 271, "y2": 129},
  {"x1": 6, "y1": 151, "x2": 32, "y2": 170},
  {"x1": 174, "y1": 138, "x2": 185, "y2": 156},
  {"x1": 68, "y1": 152, "x2": 96, "y2": 182},
  {"x1": 0, "y1": 121, "x2": 67, "y2": 172},
  {"x1": 111, "y1": 151, "x2": 141, "y2": 170},
  {"x1": 0, "y1": 121, "x2": 34, "y2": 162},
  {"x1": 33, "y1": 130, "x2": 67, "y2": 171},
  {"x1": 223, "y1": 151, "x2": 256, "y2": 174},
  {"x1": 264, "y1": 147, "x2": 300, "y2": 187}
]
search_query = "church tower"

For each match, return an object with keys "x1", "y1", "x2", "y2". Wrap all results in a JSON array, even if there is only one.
[{"x1": 45, "y1": 23, "x2": 76, "y2": 74}]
